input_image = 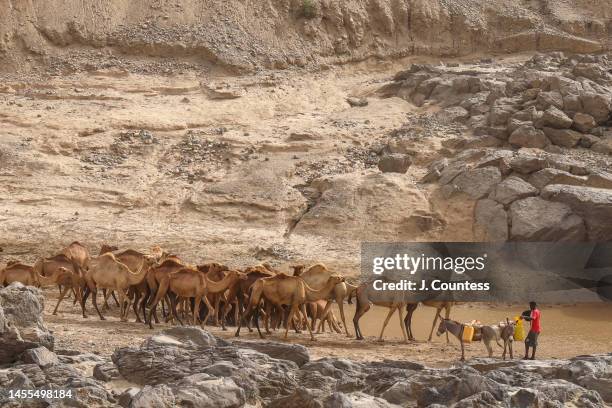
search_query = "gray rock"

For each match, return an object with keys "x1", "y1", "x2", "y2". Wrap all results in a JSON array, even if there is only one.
[
  {"x1": 131, "y1": 384, "x2": 175, "y2": 408},
  {"x1": 0, "y1": 284, "x2": 54, "y2": 364},
  {"x1": 510, "y1": 388, "x2": 541, "y2": 408},
  {"x1": 528, "y1": 168, "x2": 587, "y2": 190},
  {"x1": 93, "y1": 361, "x2": 119, "y2": 382},
  {"x1": 489, "y1": 176, "x2": 538, "y2": 205},
  {"x1": 489, "y1": 104, "x2": 516, "y2": 126},
  {"x1": 173, "y1": 374, "x2": 246, "y2": 408},
  {"x1": 591, "y1": 136, "x2": 612, "y2": 155},
  {"x1": 541, "y1": 185, "x2": 612, "y2": 240},
  {"x1": 21, "y1": 346, "x2": 59, "y2": 367},
  {"x1": 160, "y1": 326, "x2": 223, "y2": 347},
  {"x1": 580, "y1": 92, "x2": 611, "y2": 124},
  {"x1": 377, "y1": 154, "x2": 412, "y2": 174},
  {"x1": 446, "y1": 167, "x2": 502, "y2": 199},
  {"x1": 573, "y1": 112, "x2": 596, "y2": 133},
  {"x1": 542, "y1": 106, "x2": 572, "y2": 129},
  {"x1": 536, "y1": 91, "x2": 563, "y2": 110},
  {"x1": 474, "y1": 199, "x2": 508, "y2": 241},
  {"x1": 509, "y1": 197, "x2": 586, "y2": 241},
  {"x1": 346, "y1": 97, "x2": 368, "y2": 107},
  {"x1": 232, "y1": 340, "x2": 310, "y2": 366},
  {"x1": 509, "y1": 125, "x2": 548, "y2": 148},
  {"x1": 438, "y1": 106, "x2": 470, "y2": 123},
  {"x1": 579, "y1": 133, "x2": 601, "y2": 148},
  {"x1": 543, "y1": 127, "x2": 582, "y2": 148},
  {"x1": 509, "y1": 153, "x2": 548, "y2": 174},
  {"x1": 118, "y1": 387, "x2": 141, "y2": 408}
]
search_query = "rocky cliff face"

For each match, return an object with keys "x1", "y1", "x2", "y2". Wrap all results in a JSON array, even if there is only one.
[{"x1": 0, "y1": 0, "x2": 611, "y2": 74}]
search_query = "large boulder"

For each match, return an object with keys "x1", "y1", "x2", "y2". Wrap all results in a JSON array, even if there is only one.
[
  {"x1": 541, "y1": 185, "x2": 612, "y2": 240},
  {"x1": 473, "y1": 199, "x2": 508, "y2": 241},
  {"x1": 0, "y1": 283, "x2": 54, "y2": 364},
  {"x1": 541, "y1": 106, "x2": 572, "y2": 129},
  {"x1": 543, "y1": 128, "x2": 582, "y2": 148},
  {"x1": 579, "y1": 92, "x2": 611, "y2": 124},
  {"x1": 445, "y1": 167, "x2": 502, "y2": 199},
  {"x1": 509, "y1": 125, "x2": 548, "y2": 148},
  {"x1": 231, "y1": 340, "x2": 310, "y2": 367},
  {"x1": 573, "y1": 112, "x2": 596, "y2": 133},
  {"x1": 508, "y1": 197, "x2": 586, "y2": 241},
  {"x1": 528, "y1": 168, "x2": 587, "y2": 190},
  {"x1": 489, "y1": 176, "x2": 537, "y2": 205}
]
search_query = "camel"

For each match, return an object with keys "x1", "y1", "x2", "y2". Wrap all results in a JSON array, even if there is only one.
[
  {"x1": 404, "y1": 301, "x2": 455, "y2": 342},
  {"x1": 61, "y1": 241, "x2": 91, "y2": 271},
  {"x1": 0, "y1": 262, "x2": 37, "y2": 287},
  {"x1": 99, "y1": 244, "x2": 119, "y2": 255},
  {"x1": 83, "y1": 252, "x2": 151, "y2": 321},
  {"x1": 196, "y1": 263, "x2": 230, "y2": 326},
  {"x1": 236, "y1": 274, "x2": 345, "y2": 341},
  {"x1": 299, "y1": 263, "x2": 352, "y2": 336},
  {"x1": 147, "y1": 268, "x2": 247, "y2": 329},
  {"x1": 33, "y1": 254, "x2": 89, "y2": 316},
  {"x1": 352, "y1": 282, "x2": 409, "y2": 343},
  {"x1": 220, "y1": 266, "x2": 275, "y2": 331},
  {"x1": 37, "y1": 266, "x2": 85, "y2": 315},
  {"x1": 307, "y1": 300, "x2": 343, "y2": 334}
]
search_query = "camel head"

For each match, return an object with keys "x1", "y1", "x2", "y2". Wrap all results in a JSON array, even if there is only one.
[
  {"x1": 291, "y1": 264, "x2": 305, "y2": 276},
  {"x1": 227, "y1": 270, "x2": 248, "y2": 281},
  {"x1": 329, "y1": 275, "x2": 345, "y2": 285},
  {"x1": 99, "y1": 244, "x2": 119, "y2": 255}
]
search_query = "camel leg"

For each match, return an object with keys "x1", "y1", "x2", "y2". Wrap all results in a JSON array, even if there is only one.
[
  {"x1": 194, "y1": 296, "x2": 202, "y2": 327},
  {"x1": 284, "y1": 304, "x2": 299, "y2": 339},
  {"x1": 91, "y1": 287, "x2": 105, "y2": 320},
  {"x1": 315, "y1": 301, "x2": 332, "y2": 333},
  {"x1": 102, "y1": 289, "x2": 110, "y2": 310},
  {"x1": 132, "y1": 291, "x2": 142, "y2": 323},
  {"x1": 353, "y1": 296, "x2": 370, "y2": 340},
  {"x1": 213, "y1": 295, "x2": 221, "y2": 326},
  {"x1": 53, "y1": 286, "x2": 70, "y2": 315},
  {"x1": 404, "y1": 303, "x2": 418, "y2": 341},
  {"x1": 299, "y1": 303, "x2": 315, "y2": 341},
  {"x1": 445, "y1": 306, "x2": 451, "y2": 344},
  {"x1": 398, "y1": 305, "x2": 408, "y2": 343},
  {"x1": 460, "y1": 339, "x2": 465, "y2": 361},
  {"x1": 378, "y1": 307, "x2": 396, "y2": 342},
  {"x1": 336, "y1": 293, "x2": 351, "y2": 337},
  {"x1": 169, "y1": 293, "x2": 183, "y2": 326},
  {"x1": 428, "y1": 311, "x2": 441, "y2": 342},
  {"x1": 253, "y1": 305, "x2": 265, "y2": 339},
  {"x1": 201, "y1": 295, "x2": 215, "y2": 329},
  {"x1": 80, "y1": 286, "x2": 89, "y2": 318},
  {"x1": 118, "y1": 291, "x2": 128, "y2": 322}
]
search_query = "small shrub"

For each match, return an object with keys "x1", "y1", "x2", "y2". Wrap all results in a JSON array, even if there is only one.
[{"x1": 301, "y1": 0, "x2": 317, "y2": 19}]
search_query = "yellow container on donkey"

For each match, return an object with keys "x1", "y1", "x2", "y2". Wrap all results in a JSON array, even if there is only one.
[{"x1": 462, "y1": 325, "x2": 474, "y2": 342}]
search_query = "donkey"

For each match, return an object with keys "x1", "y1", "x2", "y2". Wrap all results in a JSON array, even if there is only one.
[{"x1": 436, "y1": 318, "x2": 504, "y2": 361}]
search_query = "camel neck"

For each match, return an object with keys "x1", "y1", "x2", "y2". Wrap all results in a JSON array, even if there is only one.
[
  {"x1": 206, "y1": 272, "x2": 235, "y2": 293},
  {"x1": 305, "y1": 279, "x2": 337, "y2": 301}
]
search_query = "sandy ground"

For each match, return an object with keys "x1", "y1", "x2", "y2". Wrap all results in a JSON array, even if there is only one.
[{"x1": 42, "y1": 288, "x2": 612, "y2": 368}]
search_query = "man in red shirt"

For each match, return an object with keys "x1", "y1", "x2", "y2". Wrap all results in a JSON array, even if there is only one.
[{"x1": 522, "y1": 301, "x2": 541, "y2": 360}]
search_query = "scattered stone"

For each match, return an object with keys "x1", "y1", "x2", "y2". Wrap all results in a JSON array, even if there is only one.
[
  {"x1": 21, "y1": 346, "x2": 59, "y2": 368},
  {"x1": 573, "y1": 112, "x2": 596, "y2": 133},
  {"x1": 377, "y1": 154, "x2": 412, "y2": 174},
  {"x1": 474, "y1": 199, "x2": 508, "y2": 241},
  {"x1": 346, "y1": 97, "x2": 368, "y2": 107},
  {"x1": 445, "y1": 167, "x2": 502, "y2": 199},
  {"x1": 543, "y1": 127, "x2": 582, "y2": 148}
]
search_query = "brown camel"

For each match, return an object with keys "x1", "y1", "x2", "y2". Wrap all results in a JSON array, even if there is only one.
[
  {"x1": 99, "y1": 244, "x2": 119, "y2": 255},
  {"x1": 83, "y1": 253, "x2": 151, "y2": 321},
  {"x1": 352, "y1": 283, "x2": 409, "y2": 343},
  {"x1": 0, "y1": 262, "x2": 37, "y2": 287},
  {"x1": 34, "y1": 254, "x2": 87, "y2": 317},
  {"x1": 236, "y1": 274, "x2": 345, "y2": 341},
  {"x1": 196, "y1": 263, "x2": 230, "y2": 326},
  {"x1": 404, "y1": 301, "x2": 455, "y2": 342},
  {"x1": 61, "y1": 241, "x2": 91, "y2": 271},
  {"x1": 147, "y1": 268, "x2": 246, "y2": 329},
  {"x1": 299, "y1": 263, "x2": 352, "y2": 336},
  {"x1": 37, "y1": 266, "x2": 85, "y2": 315}
]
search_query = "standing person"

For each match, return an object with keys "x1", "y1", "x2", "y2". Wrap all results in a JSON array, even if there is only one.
[{"x1": 522, "y1": 301, "x2": 541, "y2": 360}]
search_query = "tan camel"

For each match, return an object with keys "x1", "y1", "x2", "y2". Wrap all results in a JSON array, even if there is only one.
[
  {"x1": 83, "y1": 253, "x2": 151, "y2": 321},
  {"x1": 0, "y1": 262, "x2": 37, "y2": 286},
  {"x1": 196, "y1": 263, "x2": 230, "y2": 326},
  {"x1": 37, "y1": 266, "x2": 85, "y2": 315},
  {"x1": 33, "y1": 254, "x2": 87, "y2": 317},
  {"x1": 299, "y1": 263, "x2": 352, "y2": 336},
  {"x1": 404, "y1": 301, "x2": 455, "y2": 342},
  {"x1": 61, "y1": 241, "x2": 91, "y2": 271},
  {"x1": 99, "y1": 244, "x2": 119, "y2": 255},
  {"x1": 352, "y1": 283, "x2": 409, "y2": 343},
  {"x1": 236, "y1": 274, "x2": 345, "y2": 341},
  {"x1": 147, "y1": 268, "x2": 246, "y2": 329},
  {"x1": 307, "y1": 300, "x2": 343, "y2": 334}
]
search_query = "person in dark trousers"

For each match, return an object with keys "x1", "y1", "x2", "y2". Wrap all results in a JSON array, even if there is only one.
[{"x1": 521, "y1": 301, "x2": 541, "y2": 360}]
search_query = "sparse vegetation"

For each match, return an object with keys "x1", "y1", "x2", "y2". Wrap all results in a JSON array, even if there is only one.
[{"x1": 301, "y1": 0, "x2": 317, "y2": 19}]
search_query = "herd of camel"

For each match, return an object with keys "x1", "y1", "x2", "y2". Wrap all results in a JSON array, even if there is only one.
[{"x1": 0, "y1": 242, "x2": 463, "y2": 345}]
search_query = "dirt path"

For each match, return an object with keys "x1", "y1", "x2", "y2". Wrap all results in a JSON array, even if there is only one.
[{"x1": 42, "y1": 288, "x2": 612, "y2": 367}]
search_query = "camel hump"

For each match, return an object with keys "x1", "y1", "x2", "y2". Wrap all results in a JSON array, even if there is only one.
[
  {"x1": 271, "y1": 272, "x2": 293, "y2": 280},
  {"x1": 306, "y1": 263, "x2": 329, "y2": 274},
  {"x1": 46, "y1": 254, "x2": 72, "y2": 263},
  {"x1": 117, "y1": 249, "x2": 145, "y2": 257},
  {"x1": 159, "y1": 259, "x2": 184, "y2": 268}
]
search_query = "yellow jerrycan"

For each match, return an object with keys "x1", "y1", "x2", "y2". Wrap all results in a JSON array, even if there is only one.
[
  {"x1": 462, "y1": 325, "x2": 475, "y2": 342},
  {"x1": 514, "y1": 316, "x2": 525, "y2": 341}
]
